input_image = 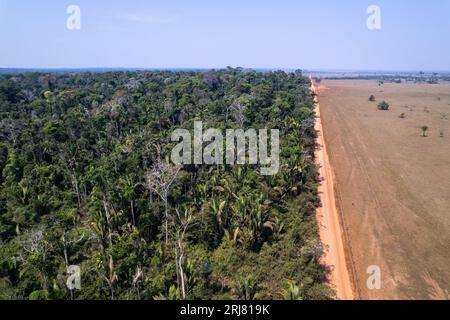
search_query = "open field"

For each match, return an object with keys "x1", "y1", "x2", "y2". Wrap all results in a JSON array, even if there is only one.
[{"x1": 317, "y1": 80, "x2": 450, "y2": 299}]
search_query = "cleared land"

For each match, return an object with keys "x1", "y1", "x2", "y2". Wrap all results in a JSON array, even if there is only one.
[
  {"x1": 312, "y1": 81, "x2": 354, "y2": 300},
  {"x1": 317, "y1": 80, "x2": 450, "y2": 300}
]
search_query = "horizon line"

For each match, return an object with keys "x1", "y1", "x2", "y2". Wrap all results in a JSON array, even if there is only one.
[{"x1": 1, "y1": 67, "x2": 450, "y2": 73}]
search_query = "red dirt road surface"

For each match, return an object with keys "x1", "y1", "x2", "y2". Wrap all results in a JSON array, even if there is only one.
[{"x1": 311, "y1": 80, "x2": 354, "y2": 300}]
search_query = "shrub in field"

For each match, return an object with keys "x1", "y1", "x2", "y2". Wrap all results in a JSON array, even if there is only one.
[{"x1": 377, "y1": 101, "x2": 390, "y2": 111}]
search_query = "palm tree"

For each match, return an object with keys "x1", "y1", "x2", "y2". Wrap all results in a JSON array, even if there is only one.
[
  {"x1": 211, "y1": 198, "x2": 227, "y2": 233},
  {"x1": 238, "y1": 277, "x2": 258, "y2": 300},
  {"x1": 119, "y1": 176, "x2": 137, "y2": 226},
  {"x1": 97, "y1": 255, "x2": 118, "y2": 299},
  {"x1": 89, "y1": 210, "x2": 107, "y2": 253},
  {"x1": 154, "y1": 285, "x2": 181, "y2": 300},
  {"x1": 283, "y1": 281, "x2": 303, "y2": 300}
]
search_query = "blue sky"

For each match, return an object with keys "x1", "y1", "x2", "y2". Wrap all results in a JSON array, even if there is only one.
[{"x1": 1, "y1": 0, "x2": 449, "y2": 70}]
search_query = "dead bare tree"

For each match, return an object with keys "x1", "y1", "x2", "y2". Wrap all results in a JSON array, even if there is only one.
[
  {"x1": 61, "y1": 230, "x2": 85, "y2": 300},
  {"x1": 132, "y1": 267, "x2": 143, "y2": 300},
  {"x1": 174, "y1": 206, "x2": 195, "y2": 300},
  {"x1": 19, "y1": 228, "x2": 51, "y2": 291},
  {"x1": 230, "y1": 100, "x2": 247, "y2": 127},
  {"x1": 144, "y1": 159, "x2": 181, "y2": 245}
]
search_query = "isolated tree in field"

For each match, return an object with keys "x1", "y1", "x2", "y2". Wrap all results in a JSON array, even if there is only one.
[
  {"x1": 369, "y1": 95, "x2": 376, "y2": 102},
  {"x1": 421, "y1": 126, "x2": 429, "y2": 137},
  {"x1": 377, "y1": 101, "x2": 390, "y2": 111},
  {"x1": 145, "y1": 159, "x2": 182, "y2": 245}
]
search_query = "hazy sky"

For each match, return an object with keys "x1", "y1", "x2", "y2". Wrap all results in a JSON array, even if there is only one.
[{"x1": 1, "y1": 0, "x2": 449, "y2": 70}]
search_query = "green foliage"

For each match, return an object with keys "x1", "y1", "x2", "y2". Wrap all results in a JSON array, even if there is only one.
[
  {"x1": 0, "y1": 69, "x2": 332, "y2": 300},
  {"x1": 283, "y1": 281, "x2": 303, "y2": 300},
  {"x1": 237, "y1": 276, "x2": 259, "y2": 300}
]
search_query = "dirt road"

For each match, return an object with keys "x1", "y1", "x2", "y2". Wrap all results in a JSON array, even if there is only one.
[{"x1": 311, "y1": 79, "x2": 354, "y2": 300}]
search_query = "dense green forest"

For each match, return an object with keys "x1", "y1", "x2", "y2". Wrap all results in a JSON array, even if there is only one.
[{"x1": 0, "y1": 68, "x2": 332, "y2": 300}]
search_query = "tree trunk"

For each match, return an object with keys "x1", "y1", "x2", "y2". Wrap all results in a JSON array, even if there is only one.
[
  {"x1": 178, "y1": 246, "x2": 186, "y2": 300},
  {"x1": 110, "y1": 285, "x2": 115, "y2": 300},
  {"x1": 130, "y1": 200, "x2": 136, "y2": 226},
  {"x1": 63, "y1": 239, "x2": 74, "y2": 300},
  {"x1": 164, "y1": 198, "x2": 169, "y2": 246},
  {"x1": 136, "y1": 287, "x2": 141, "y2": 300},
  {"x1": 102, "y1": 198, "x2": 113, "y2": 247},
  {"x1": 71, "y1": 172, "x2": 81, "y2": 209},
  {"x1": 175, "y1": 247, "x2": 180, "y2": 290}
]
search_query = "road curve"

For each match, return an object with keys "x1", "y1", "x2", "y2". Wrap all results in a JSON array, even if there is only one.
[{"x1": 311, "y1": 78, "x2": 354, "y2": 300}]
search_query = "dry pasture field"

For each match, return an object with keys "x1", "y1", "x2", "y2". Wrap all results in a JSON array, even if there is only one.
[{"x1": 318, "y1": 80, "x2": 450, "y2": 299}]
